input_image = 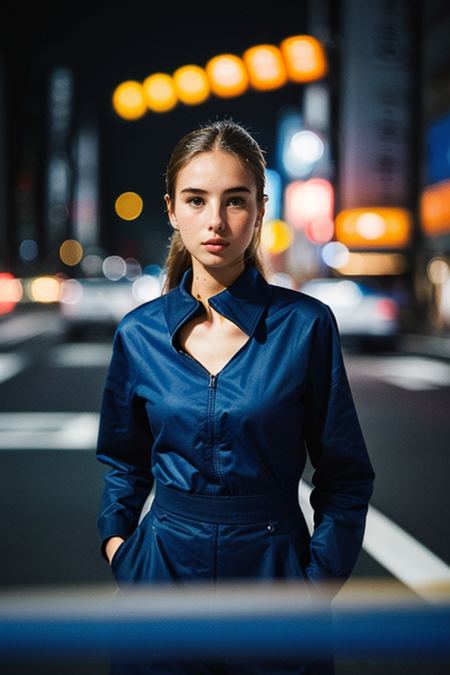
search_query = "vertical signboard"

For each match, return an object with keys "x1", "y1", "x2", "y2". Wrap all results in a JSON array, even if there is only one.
[
  {"x1": 339, "y1": 0, "x2": 414, "y2": 211},
  {"x1": 44, "y1": 68, "x2": 74, "y2": 257}
]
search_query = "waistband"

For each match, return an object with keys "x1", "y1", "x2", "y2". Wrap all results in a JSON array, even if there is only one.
[{"x1": 153, "y1": 481, "x2": 300, "y2": 524}]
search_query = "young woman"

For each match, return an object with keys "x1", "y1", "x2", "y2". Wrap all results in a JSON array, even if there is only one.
[{"x1": 97, "y1": 120, "x2": 375, "y2": 674}]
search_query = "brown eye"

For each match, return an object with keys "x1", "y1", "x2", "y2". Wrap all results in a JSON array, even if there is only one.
[
  {"x1": 188, "y1": 197, "x2": 204, "y2": 207},
  {"x1": 228, "y1": 197, "x2": 245, "y2": 207}
]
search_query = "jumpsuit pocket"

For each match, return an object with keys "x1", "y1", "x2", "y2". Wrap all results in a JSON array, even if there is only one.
[{"x1": 110, "y1": 511, "x2": 153, "y2": 585}]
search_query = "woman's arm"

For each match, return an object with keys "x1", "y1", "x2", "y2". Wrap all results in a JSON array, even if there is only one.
[
  {"x1": 303, "y1": 307, "x2": 375, "y2": 589},
  {"x1": 97, "y1": 330, "x2": 154, "y2": 561},
  {"x1": 105, "y1": 536, "x2": 125, "y2": 564}
]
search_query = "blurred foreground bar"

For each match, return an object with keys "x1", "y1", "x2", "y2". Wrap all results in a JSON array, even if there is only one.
[{"x1": 0, "y1": 580, "x2": 449, "y2": 663}]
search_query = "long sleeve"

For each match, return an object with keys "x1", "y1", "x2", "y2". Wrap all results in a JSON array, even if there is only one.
[
  {"x1": 302, "y1": 306, "x2": 375, "y2": 587},
  {"x1": 96, "y1": 330, "x2": 154, "y2": 559}
]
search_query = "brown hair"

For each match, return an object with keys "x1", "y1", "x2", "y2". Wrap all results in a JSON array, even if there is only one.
[{"x1": 163, "y1": 119, "x2": 268, "y2": 292}]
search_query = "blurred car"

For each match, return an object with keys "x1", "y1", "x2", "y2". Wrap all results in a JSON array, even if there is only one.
[
  {"x1": 300, "y1": 278, "x2": 400, "y2": 351},
  {"x1": 59, "y1": 277, "x2": 142, "y2": 339}
]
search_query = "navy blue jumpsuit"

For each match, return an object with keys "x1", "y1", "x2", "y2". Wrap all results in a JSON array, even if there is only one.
[{"x1": 97, "y1": 264, "x2": 375, "y2": 674}]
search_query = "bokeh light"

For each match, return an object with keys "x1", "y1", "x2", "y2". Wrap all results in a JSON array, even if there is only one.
[
  {"x1": 285, "y1": 179, "x2": 334, "y2": 234},
  {"x1": 30, "y1": 276, "x2": 61, "y2": 303},
  {"x1": 261, "y1": 219, "x2": 293, "y2": 254},
  {"x1": 243, "y1": 45, "x2": 287, "y2": 90},
  {"x1": 173, "y1": 65, "x2": 210, "y2": 105},
  {"x1": 103, "y1": 255, "x2": 126, "y2": 281},
  {"x1": 59, "y1": 278, "x2": 83, "y2": 305},
  {"x1": 132, "y1": 275, "x2": 162, "y2": 303},
  {"x1": 322, "y1": 242, "x2": 350, "y2": 269},
  {"x1": 115, "y1": 192, "x2": 143, "y2": 221},
  {"x1": 0, "y1": 273, "x2": 23, "y2": 314},
  {"x1": 306, "y1": 216, "x2": 335, "y2": 244},
  {"x1": 143, "y1": 73, "x2": 178, "y2": 113},
  {"x1": 125, "y1": 258, "x2": 142, "y2": 280},
  {"x1": 291, "y1": 130, "x2": 324, "y2": 163},
  {"x1": 355, "y1": 212, "x2": 388, "y2": 240},
  {"x1": 337, "y1": 252, "x2": 408, "y2": 276},
  {"x1": 335, "y1": 208, "x2": 411, "y2": 248},
  {"x1": 264, "y1": 169, "x2": 282, "y2": 223},
  {"x1": 205, "y1": 54, "x2": 249, "y2": 98},
  {"x1": 19, "y1": 239, "x2": 38, "y2": 262},
  {"x1": 112, "y1": 81, "x2": 147, "y2": 120},
  {"x1": 280, "y1": 35, "x2": 328, "y2": 82},
  {"x1": 81, "y1": 254, "x2": 103, "y2": 277},
  {"x1": 428, "y1": 257, "x2": 450, "y2": 285},
  {"x1": 59, "y1": 239, "x2": 83, "y2": 266}
]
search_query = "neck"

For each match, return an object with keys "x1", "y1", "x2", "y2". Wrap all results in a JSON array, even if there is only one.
[{"x1": 190, "y1": 260, "x2": 245, "y2": 313}]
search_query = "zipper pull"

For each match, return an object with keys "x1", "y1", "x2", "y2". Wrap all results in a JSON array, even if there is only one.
[{"x1": 209, "y1": 374, "x2": 218, "y2": 388}]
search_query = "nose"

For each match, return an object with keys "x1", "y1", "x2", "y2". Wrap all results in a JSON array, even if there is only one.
[{"x1": 208, "y1": 204, "x2": 225, "y2": 231}]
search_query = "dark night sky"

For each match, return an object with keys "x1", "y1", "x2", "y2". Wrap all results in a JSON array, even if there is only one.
[{"x1": 2, "y1": 0, "x2": 310, "y2": 265}]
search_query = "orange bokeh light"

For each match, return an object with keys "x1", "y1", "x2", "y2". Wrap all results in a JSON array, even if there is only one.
[
  {"x1": 421, "y1": 178, "x2": 450, "y2": 236},
  {"x1": 173, "y1": 65, "x2": 210, "y2": 105},
  {"x1": 243, "y1": 45, "x2": 287, "y2": 91},
  {"x1": 205, "y1": 54, "x2": 249, "y2": 98},
  {"x1": 143, "y1": 73, "x2": 178, "y2": 113},
  {"x1": 112, "y1": 81, "x2": 147, "y2": 120},
  {"x1": 280, "y1": 35, "x2": 328, "y2": 82},
  {"x1": 335, "y1": 208, "x2": 411, "y2": 248}
]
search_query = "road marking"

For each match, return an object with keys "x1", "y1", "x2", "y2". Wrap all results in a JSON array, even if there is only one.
[
  {"x1": 300, "y1": 480, "x2": 450, "y2": 601},
  {"x1": 52, "y1": 343, "x2": 112, "y2": 367},
  {"x1": 354, "y1": 355, "x2": 450, "y2": 390},
  {"x1": 0, "y1": 412, "x2": 99, "y2": 449},
  {"x1": 0, "y1": 353, "x2": 27, "y2": 383}
]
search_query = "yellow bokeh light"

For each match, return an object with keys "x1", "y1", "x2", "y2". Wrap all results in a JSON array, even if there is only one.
[
  {"x1": 338, "y1": 252, "x2": 408, "y2": 276},
  {"x1": 143, "y1": 73, "x2": 178, "y2": 113},
  {"x1": 173, "y1": 65, "x2": 210, "y2": 105},
  {"x1": 112, "y1": 81, "x2": 147, "y2": 120},
  {"x1": 59, "y1": 239, "x2": 83, "y2": 266},
  {"x1": 261, "y1": 220, "x2": 293, "y2": 254},
  {"x1": 243, "y1": 45, "x2": 287, "y2": 91},
  {"x1": 115, "y1": 192, "x2": 143, "y2": 221},
  {"x1": 205, "y1": 54, "x2": 249, "y2": 98},
  {"x1": 280, "y1": 36, "x2": 328, "y2": 82},
  {"x1": 31, "y1": 277, "x2": 61, "y2": 303}
]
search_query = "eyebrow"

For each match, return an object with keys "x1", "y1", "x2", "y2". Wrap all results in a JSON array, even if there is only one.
[{"x1": 180, "y1": 186, "x2": 252, "y2": 195}]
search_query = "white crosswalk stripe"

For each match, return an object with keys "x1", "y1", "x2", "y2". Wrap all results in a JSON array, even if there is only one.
[
  {"x1": 52, "y1": 343, "x2": 112, "y2": 367},
  {"x1": 0, "y1": 412, "x2": 99, "y2": 449},
  {"x1": 349, "y1": 355, "x2": 450, "y2": 390}
]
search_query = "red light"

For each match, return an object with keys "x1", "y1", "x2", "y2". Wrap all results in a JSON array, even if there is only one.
[
  {"x1": 376, "y1": 298, "x2": 398, "y2": 320},
  {"x1": 0, "y1": 273, "x2": 23, "y2": 314},
  {"x1": 285, "y1": 179, "x2": 334, "y2": 243}
]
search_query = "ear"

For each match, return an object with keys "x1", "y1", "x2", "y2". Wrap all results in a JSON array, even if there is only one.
[
  {"x1": 256, "y1": 199, "x2": 266, "y2": 227},
  {"x1": 165, "y1": 194, "x2": 179, "y2": 230}
]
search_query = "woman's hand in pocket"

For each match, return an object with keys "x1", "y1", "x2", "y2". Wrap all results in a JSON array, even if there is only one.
[{"x1": 105, "y1": 537, "x2": 125, "y2": 565}]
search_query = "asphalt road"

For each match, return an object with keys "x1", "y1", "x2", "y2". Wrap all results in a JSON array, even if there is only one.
[{"x1": 0, "y1": 308, "x2": 449, "y2": 674}]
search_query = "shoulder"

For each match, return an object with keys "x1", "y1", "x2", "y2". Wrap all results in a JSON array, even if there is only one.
[
  {"x1": 268, "y1": 283, "x2": 333, "y2": 322},
  {"x1": 117, "y1": 293, "x2": 167, "y2": 338}
]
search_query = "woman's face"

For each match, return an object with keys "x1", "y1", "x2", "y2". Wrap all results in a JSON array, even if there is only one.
[{"x1": 165, "y1": 151, "x2": 264, "y2": 277}]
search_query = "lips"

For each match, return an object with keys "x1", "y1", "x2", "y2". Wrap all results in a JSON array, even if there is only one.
[{"x1": 202, "y1": 238, "x2": 229, "y2": 252}]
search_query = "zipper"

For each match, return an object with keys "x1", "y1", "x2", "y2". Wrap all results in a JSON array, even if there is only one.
[{"x1": 207, "y1": 373, "x2": 221, "y2": 483}]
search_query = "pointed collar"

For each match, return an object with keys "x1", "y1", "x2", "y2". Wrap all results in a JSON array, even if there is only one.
[{"x1": 164, "y1": 265, "x2": 272, "y2": 340}]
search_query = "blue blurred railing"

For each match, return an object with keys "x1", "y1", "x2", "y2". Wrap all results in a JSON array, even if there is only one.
[{"x1": 0, "y1": 581, "x2": 449, "y2": 663}]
